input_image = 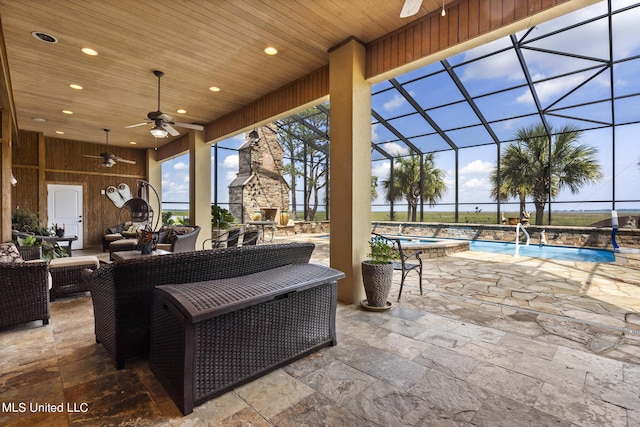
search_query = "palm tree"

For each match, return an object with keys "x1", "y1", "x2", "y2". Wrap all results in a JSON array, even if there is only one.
[
  {"x1": 491, "y1": 123, "x2": 603, "y2": 225},
  {"x1": 382, "y1": 153, "x2": 446, "y2": 221}
]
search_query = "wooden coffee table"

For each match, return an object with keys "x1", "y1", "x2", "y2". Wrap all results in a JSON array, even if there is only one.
[{"x1": 111, "y1": 249, "x2": 172, "y2": 262}]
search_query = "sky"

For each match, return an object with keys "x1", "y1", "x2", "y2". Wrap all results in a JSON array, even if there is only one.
[{"x1": 162, "y1": 0, "x2": 640, "y2": 217}]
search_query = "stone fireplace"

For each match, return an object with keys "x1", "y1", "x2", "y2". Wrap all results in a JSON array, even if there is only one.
[{"x1": 228, "y1": 126, "x2": 290, "y2": 224}]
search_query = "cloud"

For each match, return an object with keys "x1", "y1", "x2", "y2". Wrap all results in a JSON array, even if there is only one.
[
  {"x1": 383, "y1": 93, "x2": 406, "y2": 112},
  {"x1": 460, "y1": 159, "x2": 494, "y2": 174},
  {"x1": 173, "y1": 162, "x2": 188, "y2": 171},
  {"x1": 379, "y1": 142, "x2": 408, "y2": 157},
  {"x1": 222, "y1": 154, "x2": 238, "y2": 169}
]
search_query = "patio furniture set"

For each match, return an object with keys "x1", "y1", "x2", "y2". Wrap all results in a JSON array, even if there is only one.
[{"x1": 82, "y1": 242, "x2": 343, "y2": 414}]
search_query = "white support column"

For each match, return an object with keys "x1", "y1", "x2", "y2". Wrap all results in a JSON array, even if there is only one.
[
  {"x1": 329, "y1": 38, "x2": 371, "y2": 304},
  {"x1": 189, "y1": 130, "x2": 211, "y2": 249}
]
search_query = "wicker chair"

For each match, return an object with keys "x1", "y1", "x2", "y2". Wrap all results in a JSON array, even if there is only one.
[
  {"x1": 83, "y1": 242, "x2": 316, "y2": 369},
  {"x1": 0, "y1": 245, "x2": 50, "y2": 328}
]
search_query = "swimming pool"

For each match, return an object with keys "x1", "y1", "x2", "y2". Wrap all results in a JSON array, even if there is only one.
[
  {"x1": 399, "y1": 237, "x2": 615, "y2": 262},
  {"x1": 469, "y1": 240, "x2": 614, "y2": 262}
]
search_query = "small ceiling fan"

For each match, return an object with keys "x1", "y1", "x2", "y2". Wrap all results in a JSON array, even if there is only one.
[
  {"x1": 83, "y1": 129, "x2": 136, "y2": 167},
  {"x1": 126, "y1": 70, "x2": 204, "y2": 138},
  {"x1": 400, "y1": 0, "x2": 423, "y2": 17}
]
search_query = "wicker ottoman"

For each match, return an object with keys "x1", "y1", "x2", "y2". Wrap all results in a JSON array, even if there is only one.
[
  {"x1": 150, "y1": 263, "x2": 344, "y2": 415},
  {"x1": 49, "y1": 255, "x2": 100, "y2": 301}
]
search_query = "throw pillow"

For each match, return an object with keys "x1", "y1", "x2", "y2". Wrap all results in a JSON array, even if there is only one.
[{"x1": 0, "y1": 243, "x2": 24, "y2": 263}]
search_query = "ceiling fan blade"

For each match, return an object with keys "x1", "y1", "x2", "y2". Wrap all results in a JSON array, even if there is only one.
[
  {"x1": 125, "y1": 121, "x2": 151, "y2": 128},
  {"x1": 158, "y1": 112, "x2": 172, "y2": 122},
  {"x1": 114, "y1": 157, "x2": 137, "y2": 165},
  {"x1": 164, "y1": 124, "x2": 180, "y2": 136},
  {"x1": 400, "y1": 0, "x2": 423, "y2": 17},
  {"x1": 172, "y1": 122, "x2": 204, "y2": 131},
  {"x1": 83, "y1": 154, "x2": 105, "y2": 160}
]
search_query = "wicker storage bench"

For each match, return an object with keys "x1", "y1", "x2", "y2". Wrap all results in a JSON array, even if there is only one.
[{"x1": 150, "y1": 263, "x2": 344, "y2": 415}]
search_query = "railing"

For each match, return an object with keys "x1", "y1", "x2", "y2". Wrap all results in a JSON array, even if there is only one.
[{"x1": 515, "y1": 222, "x2": 530, "y2": 257}]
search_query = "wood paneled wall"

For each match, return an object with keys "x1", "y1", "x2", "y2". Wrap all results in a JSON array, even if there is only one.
[{"x1": 11, "y1": 130, "x2": 146, "y2": 247}]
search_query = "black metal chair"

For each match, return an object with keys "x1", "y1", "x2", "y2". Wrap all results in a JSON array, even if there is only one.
[
  {"x1": 371, "y1": 233, "x2": 423, "y2": 301},
  {"x1": 240, "y1": 230, "x2": 260, "y2": 246},
  {"x1": 202, "y1": 228, "x2": 242, "y2": 249}
]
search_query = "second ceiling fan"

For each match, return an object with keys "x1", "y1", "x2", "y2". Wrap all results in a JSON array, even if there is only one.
[{"x1": 126, "y1": 70, "x2": 204, "y2": 138}]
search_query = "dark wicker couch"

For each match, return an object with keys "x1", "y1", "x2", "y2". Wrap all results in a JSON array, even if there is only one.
[
  {"x1": 0, "y1": 246, "x2": 50, "y2": 328},
  {"x1": 84, "y1": 242, "x2": 317, "y2": 369}
]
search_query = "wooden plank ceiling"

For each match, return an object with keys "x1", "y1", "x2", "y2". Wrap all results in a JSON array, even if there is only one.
[{"x1": 0, "y1": 0, "x2": 448, "y2": 148}]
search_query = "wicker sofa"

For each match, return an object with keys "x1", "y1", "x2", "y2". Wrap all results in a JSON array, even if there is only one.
[
  {"x1": 0, "y1": 244, "x2": 50, "y2": 328},
  {"x1": 84, "y1": 242, "x2": 320, "y2": 369}
]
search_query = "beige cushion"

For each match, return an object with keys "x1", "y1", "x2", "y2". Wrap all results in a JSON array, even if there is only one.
[
  {"x1": 104, "y1": 233, "x2": 124, "y2": 242},
  {"x1": 155, "y1": 243, "x2": 172, "y2": 251},
  {"x1": 0, "y1": 242, "x2": 23, "y2": 263},
  {"x1": 109, "y1": 239, "x2": 138, "y2": 251},
  {"x1": 50, "y1": 255, "x2": 100, "y2": 269}
]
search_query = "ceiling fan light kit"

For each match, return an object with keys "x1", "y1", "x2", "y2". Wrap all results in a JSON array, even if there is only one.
[{"x1": 126, "y1": 70, "x2": 204, "y2": 139}]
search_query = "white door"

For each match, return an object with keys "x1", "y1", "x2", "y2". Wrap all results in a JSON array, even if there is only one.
[{"x1": 47, "y1": 184, "x2": 84, "y2": 250}]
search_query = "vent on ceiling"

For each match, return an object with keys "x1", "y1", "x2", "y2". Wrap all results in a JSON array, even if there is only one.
[{"x1": 31, "y1": 32, "x2": 57, "y2": 43}]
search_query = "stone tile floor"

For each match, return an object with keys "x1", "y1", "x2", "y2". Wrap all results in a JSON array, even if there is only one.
[{"x1": 1, "y1": 235, "x2": 639, "y2": 426}]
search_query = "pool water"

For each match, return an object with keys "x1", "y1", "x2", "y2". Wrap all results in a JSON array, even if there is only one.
[
  {"x1": 398, "y1": 237, "x2": 615, "y2": 262},
  {"x1": 469, "y1": 240, "x2": 614, "y2": 262}
]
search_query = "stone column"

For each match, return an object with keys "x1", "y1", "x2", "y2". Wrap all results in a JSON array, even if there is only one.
[{"x1": 329, "y1": 38, "x2": 371, "y2": 304}]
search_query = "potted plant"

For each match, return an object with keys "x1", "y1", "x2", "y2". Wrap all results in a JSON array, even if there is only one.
[
  {"x1": 211, "y1": 205, "x2": 235, "y2": 239},
  {"x1": 361, "y1": 236, "x2": 399, "y2": 310}
]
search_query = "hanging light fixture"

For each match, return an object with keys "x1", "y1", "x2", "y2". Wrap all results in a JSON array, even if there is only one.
[
  {"x1": 441, "y1": 0, "x2": 446, "y2": 16},
  {"x1": 150, "y1": 119, "x2": 168, "y2": 138},
  {"x1": 248, "y1": 129, "x2": 259, "y2": 141}
]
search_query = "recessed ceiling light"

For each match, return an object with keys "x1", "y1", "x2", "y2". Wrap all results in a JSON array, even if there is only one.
[
  {"x1": 31, "y1": 117, "x2": 46, "y2": 122},
  {"x1": 264, "y1": 47, "x2": 278, "y2": 55},
  {"x1": 81, "y1": 47, "x2": 98, "y2": 56},
  {"x1": 62, "y1": 110, "x2": 73, "y2": 115},
  {"x1": 55, "y1": 131, "x2": 64, "y2": 135},
  {"x1": 176, "y1": 109, "x2": 186, "y2": 114},
  {"x1": 209, "y1": 86, "x2": 221, "y2": 92},
  {"x1": 69, "y1": 84, "x2": 83, "y2": 90},
  {"x1": 31, "y1": 31, "x2": 57, "y2": 43},
  {"x1": 129, "y1": 141, "x2": 137, "y2": 145}
]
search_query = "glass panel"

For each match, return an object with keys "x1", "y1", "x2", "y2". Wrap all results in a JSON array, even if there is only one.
[
  {"x1": 613, "y1": 57, "x2": 640, "y2": 97},
  {"x1": 473, "y1": 87, "x2": 539, "y2": 122},
  {"x1": 401, "y1": 71, "x2": 464, "y2": 110},
  {"x1": 385, "y1": 113, "x2": 434, "y2": 138},
  {"x1": 534, "y1": 68, "x2": 611, "y2": 110},
  {"x1": 410, "y1": 134, "x2": 454, "y2": 153},
  {"x1": 446, "y1": 126, "x2": 494, "y2": 149},
  {"x1": 614, "y1": 96, "x2": 640, "y2": 124},
  {"x1": 490, "y1": 115, "x2": 541, "y2": 142},
  {"x1": 458, "y1": 144, "x2": 497, "y2": 207},
  {"x1": 527, "y1": 15, "x2": 609, "y2": 59},
  {"x1": 612, "y1": 4, "x2": 640, "y2": 60},
  {"x1": 455, "y1": 48, "x2": 526, "y2": 97},
  {"x1": 614, "y1": 122, "x2": 640, "y2": 201},
  {"x1": 547, "y1": 100, "x2": 613, "y2": 126},
  {"x1": 448, "y1": 36, "x2": 512, "y2": 66},
  {"x1": 372, "y1": 87, "x2": 417, "y2": 117},
  {"x1": 525, "y1": 2, "x2": 608, "y2": 39},
  {"x1": 427, "y1": 102, "x2": 481, "y2": 130}
]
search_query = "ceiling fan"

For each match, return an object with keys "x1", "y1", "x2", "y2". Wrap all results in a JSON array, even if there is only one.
[
  {"x1": 400, "y1": 0, "x2": 423, "y2": 17},
  {"x1": 83, "y1": 129, "x2": 136, "y2": 167},
  {"x1": 126, "y1": 70, "x2": 204, "y2": 138}
]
